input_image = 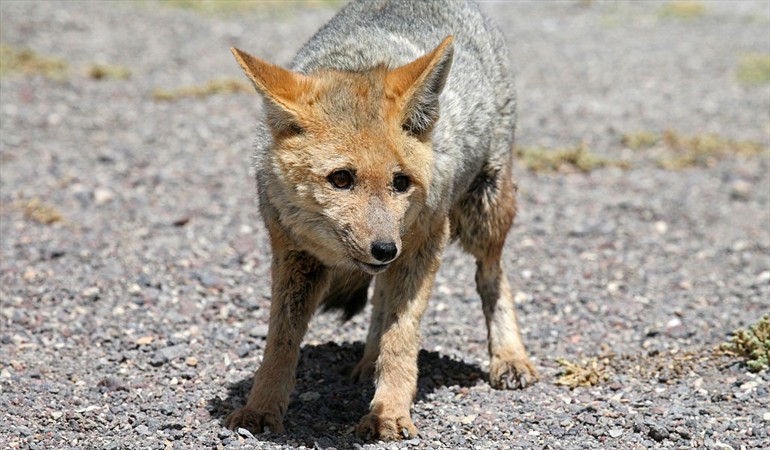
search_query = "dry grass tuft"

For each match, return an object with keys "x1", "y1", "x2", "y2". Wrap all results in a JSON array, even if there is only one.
[
  {"x1": 88, "y1": 64, "x2": 131, "y2": 80},
  {"x1": 622, "y1": 130, "x2": 766, "y2": 169},
  {"x1": 23, "y1": 198, "x2": 63, "y2": 224},
  {"x1": 152, "y1": 78, "x2": 252, "y2": 101},
  {"x1": 516, "y1": 143, "x2": 629, "y2": 173},
  {"x1": 555, "y1": 358, "x2": 609, "y2": 388},
  {"x1": 0, "y1": 44, "x2": 68, "y2": 79},
  {"x1": 657, "y1": 1, "x2": 707, "y2": 19}
]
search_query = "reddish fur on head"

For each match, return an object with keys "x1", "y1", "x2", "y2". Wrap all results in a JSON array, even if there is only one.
[{"x1": 231, "y1": 37, "x2": 453, "y2": 273}]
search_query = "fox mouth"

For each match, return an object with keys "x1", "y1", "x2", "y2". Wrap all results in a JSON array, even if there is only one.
[{"x1": 354, "y1": 260, "x2": 390, "y2": 275}]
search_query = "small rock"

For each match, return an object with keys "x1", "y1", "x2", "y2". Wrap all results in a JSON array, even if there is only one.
[
  {"x1": 648, "y1": 425, "x2": 669, "y2": 442},
  {"x1": 94, "y1": 188, "x2": 114, "y2": 205},
  {"x1": 739, "y1": 380, "x2": 758, "y2": 390},
  {"x1": 654, "y1": 221, "x2": 668, "y2": 234},
  {"x1": 460, "y1": 414, "x2": 477, "y2": 425},
  {"x1": 151, "y1": 344, "x2": 187, "y2": 366},
  {"x1": 128, "y1": 283, "x2": 142, "y2": 295},
  {"x1": 237, "y1": 427, "x2": 255, "y2": 439},
  {"x1": 712, "y1": 443, "x2": 735, "y2": 450},
  {"x1": 609, "y1": 428, "x2": 623, "y2": 438},
  {"x1": 185, "y1": 357, "x2": 198, "y2": 367},
  {"x1": 249, "y1": 325, "x2": 269, "y2": 338},
  {"x1": 675, "y1": 427, "x2": 691, "y2": 440},
  {"x1": 135, "y1": 335, "x2": 154, "y2": 346},
  {"x1": 218, "y1": 429, "x2": 233, "y2": 439},
  {"x1": 22, "y1": 268, "x2": 37, "y2": 282},
  {"x1": 299, "y1": 391, "x2": 320, "y2": 402},
  {"x1": 579, "y1": 414, "x2": 597, "y2": 426},
  {"x1": 756, "y1": 271, "x2": 770, "y2": 285},
  {"x1": 81, "y1": 286, "x2": 100, "y2": 300},
  {"x1": 235, "y1": 344, "x2": 251, "y2": 358},
  {"x1": 730, "y1": 180, "x2": 751, "y2": 201}
]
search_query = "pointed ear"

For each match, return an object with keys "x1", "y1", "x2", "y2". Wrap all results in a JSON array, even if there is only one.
[
  {"x1": 386, "y1": 36, "x2": 454, "y2": 138},
  {"x1": 230, "y1": 47, "x2": 313, "y2": 135}
]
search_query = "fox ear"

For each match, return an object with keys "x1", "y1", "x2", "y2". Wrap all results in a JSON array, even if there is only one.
[
  {"x1": 230, "y1": 47, "x2": 312, "y2": 135},
  {"x1": 386, "y1": 36, "x2": 454, "y2": 138}
]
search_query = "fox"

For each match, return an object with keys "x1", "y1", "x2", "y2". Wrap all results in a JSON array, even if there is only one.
[{"x1": 225, "y1": 0, "x2": 538, "y2": 441}]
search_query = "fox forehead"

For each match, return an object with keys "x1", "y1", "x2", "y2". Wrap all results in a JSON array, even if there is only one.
[
  {"x1": 272, "y1": 70, "x2": 428, "y2": 182},
  {"x1": 308, "y1": 68, "x2": 398, "y2": 133}
]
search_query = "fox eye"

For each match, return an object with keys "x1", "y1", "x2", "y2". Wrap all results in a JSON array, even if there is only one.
[
  {"x1": 329, "y1": 170, "x2": 354, "y2": 190},
  {"x1": 393, "y1": 174, "x2": 410, "y2": 193}
]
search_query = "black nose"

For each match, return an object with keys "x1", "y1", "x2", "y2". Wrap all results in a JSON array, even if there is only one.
[{"x1": 370, "y1": 241, "x2": 398, "y2": 263}]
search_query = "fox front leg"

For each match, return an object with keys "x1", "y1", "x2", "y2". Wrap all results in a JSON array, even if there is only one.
[
  {"x1": 356, "y1": 219, "x2": 449, "y2": 441},
  {"x1": 225, "y1": 250, "x2": 329, "y2": 434}
]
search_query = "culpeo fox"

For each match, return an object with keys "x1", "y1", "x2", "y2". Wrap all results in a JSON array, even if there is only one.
[{"x1": 226, "y1": 0, "x2": 538, "y2": 441}]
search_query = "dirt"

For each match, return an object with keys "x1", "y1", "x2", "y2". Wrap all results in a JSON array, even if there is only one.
[{"x1": 1, "y1": 1, "x2": 768, "y2": 449}]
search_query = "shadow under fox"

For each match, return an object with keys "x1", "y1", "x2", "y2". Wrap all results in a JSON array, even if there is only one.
[{"x1": 226, "y1": 0, "x2": 537, "y2": 441}]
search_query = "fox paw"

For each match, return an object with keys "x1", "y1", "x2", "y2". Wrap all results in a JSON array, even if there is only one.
[
  {"x1": 489, "y1": 356, "x2": 539, "y2": 390},
  {"x1": 356, "y1": 411, "x2": 417, "y2": 441},
  {"x1": 225, "y1": 407, "x2": 285, "y2": 435}
]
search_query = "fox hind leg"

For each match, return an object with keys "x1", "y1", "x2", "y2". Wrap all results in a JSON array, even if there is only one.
[{"x1": 451, "y1": 160, "x2": 539, "y2": 389}]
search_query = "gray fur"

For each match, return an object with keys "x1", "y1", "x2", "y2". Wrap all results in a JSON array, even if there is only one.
[{"x1": 255, "y1": 0, "x2": 516, "y2": 215}]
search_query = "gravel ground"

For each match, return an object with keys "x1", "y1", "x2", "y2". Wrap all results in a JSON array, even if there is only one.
[{"x1": 1, "y1": 1, "x2": 769, "y2": 449}]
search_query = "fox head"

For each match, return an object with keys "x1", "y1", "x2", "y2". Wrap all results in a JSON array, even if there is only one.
[{"x1": 231, "y1": 37, "x2": 453, "y2": 275}]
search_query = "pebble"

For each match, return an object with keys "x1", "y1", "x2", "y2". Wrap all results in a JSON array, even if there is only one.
[
  {"x1": 81, "y1": 286, "x2": 100, "y2": 300},
  {"x1": 94, "y1": 188, "x2": 115, "y2": 205},
  {"x1": 135, "y1": 335, "x2": 154, "y2": 346},
  {"x1": 235, "y1": 344, "x2": 251, "y2": 358},
  {"x1": 151, "y1": 344, "x2": 187, "y2": 366},
  {"x1": 729, "y1": 180, "x2": 751, "y2": 201},
  {"x1": 249, "y1": 325, "x2": 269, "y2": 338},
  {"x1": 299, "y1": 391, "x2": 320, "y2": 402},
  {"x1": 648, "y1": 425, "x2": 669, "y2": 442},
  {"x1": 237, "y1": 428, "x2": 255, "y2": 439}
]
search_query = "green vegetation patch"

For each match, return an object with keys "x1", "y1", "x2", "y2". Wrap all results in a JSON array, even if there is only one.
[
  {"x1": 555, "y1": 358, "x2": 609, "y2": 388},
  {"x1": 657, "y1": 1, "x2": 707, "y2": 19},
  {"x1": 737, "y1": 53, "x2": 770, "y2": 86},
  {"x1": 153, "y1": 77, "x2": 252, "y2": 101},
  {"x1": 0, "y1": 44, "x2": 68, "y2": 80},
  {"x1": 722, "y1": 314, "x2": 770, "y2": 373},
  {"x1": 88, "y1": 63, "x2": 131, "y2": 80},
  {"x1": 516, "y1": 143, "x2": 629, "y2": 173},
  {"x1": 22, "y1": 198, "x2": 63, "y2": 225},
  {"x1": 622, "y1": 130, "x2": 766, "y2": 170}
]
